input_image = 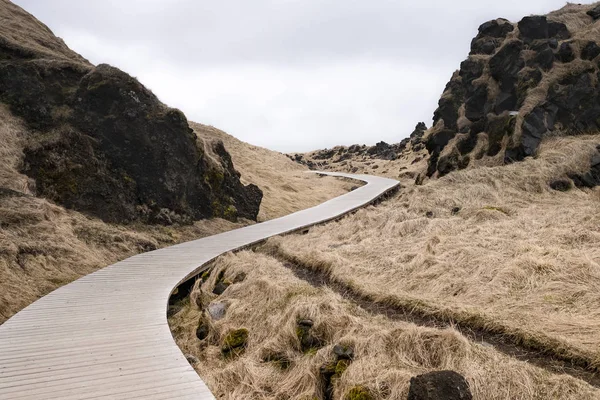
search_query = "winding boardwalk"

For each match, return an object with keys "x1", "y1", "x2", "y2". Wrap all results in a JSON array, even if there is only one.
[{"x1": 0, "y1": 172, "x2": 399, "y2": 399}]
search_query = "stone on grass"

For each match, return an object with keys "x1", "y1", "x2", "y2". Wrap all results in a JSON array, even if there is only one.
[{"x1": 408, "y1": 370, "x2": 472, "y2": 400}]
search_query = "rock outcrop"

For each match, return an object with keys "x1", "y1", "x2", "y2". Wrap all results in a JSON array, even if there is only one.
[
  {"x1": 0, "y1": 1, "x2": 262, "y2": 223},
  {"x1": 291, "y1": 122, "x2": 428, "y2": 168},
  {"x1": 425, "y1": 5, "x2": 600, "y2": 178}
]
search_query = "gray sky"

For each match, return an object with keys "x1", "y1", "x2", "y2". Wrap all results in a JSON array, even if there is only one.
[{"x1": 16, "y1": 0, "x2": 576, "y2": 152}]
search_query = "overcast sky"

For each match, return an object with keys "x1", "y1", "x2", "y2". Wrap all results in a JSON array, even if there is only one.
[{"x1": 16, "y1": 0, "x2": 578, "y2": 152}]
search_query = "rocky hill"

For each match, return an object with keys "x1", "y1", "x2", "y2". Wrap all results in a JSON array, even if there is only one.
[
  {"x1": 425, "y1": 3, "x2": 600, "y2": 183},
  {"x1": 0, "y1": 0, "x2": 261, "y2": 224},
  {"x1": 293, "y1": 3, "x2": 600, "y2": 192}
]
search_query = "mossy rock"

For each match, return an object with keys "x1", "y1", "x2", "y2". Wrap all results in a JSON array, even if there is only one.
[
  {"x1": 345, "y1": 386, "x2": 374, "y2": 400},
  {"x1": 221, "y1": 328, "x2": 249, "y2": 358}
]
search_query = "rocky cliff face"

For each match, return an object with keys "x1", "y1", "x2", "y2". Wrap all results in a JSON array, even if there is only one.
[
  {"x1": 0, "y1": 0, "x2": 262, "y2": 223},
  {"x1": 425, "y1": 3, "x2": 600, "y2": 179}
]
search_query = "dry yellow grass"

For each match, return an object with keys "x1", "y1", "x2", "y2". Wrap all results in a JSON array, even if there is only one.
[
  {"x1": 262, "y1": 135, "x2": 600, "y2": 371},
  {"x1": 169, "y1": 250, "x2": 599, "y2": 399},
  {"x1": 193, "y1": 122, "x2": 353, "y2": 221}
]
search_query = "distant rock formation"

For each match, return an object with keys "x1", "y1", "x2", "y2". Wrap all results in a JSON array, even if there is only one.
[{"x1": 291, "y1": 122, "x2": 428, "y2": 168}]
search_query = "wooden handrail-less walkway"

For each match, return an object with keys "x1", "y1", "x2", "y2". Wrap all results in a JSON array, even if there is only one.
[{"x1": 0, "y1": 171, "x2": 399, "y2": 399}]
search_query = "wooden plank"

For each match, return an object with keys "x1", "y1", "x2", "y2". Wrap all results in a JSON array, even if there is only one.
[{"x1": 0, "y1": 172, "x2": 399, "y2": 399}]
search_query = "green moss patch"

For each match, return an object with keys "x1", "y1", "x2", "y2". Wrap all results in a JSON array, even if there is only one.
[{"x1": 221, "y1": 328, "x2": 249, "y2": 358}]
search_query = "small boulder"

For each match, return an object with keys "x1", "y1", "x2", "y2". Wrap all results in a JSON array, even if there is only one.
[
  {"x1": 208, "y1": 301, "x2": 228, "y2": 320},
  {"x1": 477, "y1": 18, "x2": 514, "y2": 38},
  {"x1": 333, "y1": 344, "x2": 355, "y2": 360},
  {"x1": 470, "y1": 38, "x2": 498, "y2": 55},
  {"x1": 408, "y1": 370, "x2": 472, "y2": 400},
  {"x1": 212, "y1": 281, "x2": 230, "y2": 295},
  {"x1": 556, "y1": 42, "x2": 575, "y2": 63},
  {"x1": 458, "y1": 59, "x2": 484, "y2": 85},
  {"x1": 518, "y1": 16, "x2": 548, "y2": 42},
  {"x1": 581, "y1": 41, "x2": 600, "y2": 61},
  {"x1": 549, "y1": 179, "x2": 572, "y2": 192},
  {"x1": 532, "y1": 47, "x2": 554, "y2": 70},
  {"x1": 548, "y1": 21, "x2": 570, "y2": 40},
  {"x1": 196, "y1": 320, "x2": 210, "y2": 340}
]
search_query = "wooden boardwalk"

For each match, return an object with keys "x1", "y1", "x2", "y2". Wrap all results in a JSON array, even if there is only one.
[{"x1": 0, "y1": 172, "x2": 399, "y2": 399}]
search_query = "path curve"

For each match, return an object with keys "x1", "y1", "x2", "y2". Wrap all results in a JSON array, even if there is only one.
[{"x1": 0, "y1": 171, "x2": 399, "y2": 399}]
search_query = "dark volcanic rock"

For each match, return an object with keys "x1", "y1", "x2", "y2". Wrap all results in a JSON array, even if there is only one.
[
  {"x1": 529, "y1": 42, "x2": 554, "y2": 70},
  {"x1": 470, "y1": 38, "x2": 499, "y2": 55},
  {"x1": 581, "y1": 41, "x2": 600, "y2": 61},
  {"x1": 518, "y1": 16, "x2": 548, "y2": 42},
  {"x1": 333, "y1": 344, "x2": 354, "y2": 360},
  {"x1": 434, "y1": 97, "x2": 459, "y2": 130},
  {"x1": 518, "y1": 16, "x2": 570, "y2": 43},
  {"x1": 459, "y1": 59, "x2": 484, "y2": 84},
  {"x1": 426, "y1": 129, "x2": 458, "y2": 177},
  {"x1": 0, "y1": 35, "x2": 262, "y2": 224},
  {"x1": 505, "y1": 106, "x2": 550, "y2": 162},
  {"x1": 493, "y1": 90, "x2": 518, "y2": 114},
  {"x1": 489, "y1": 41, "x2": 525, "y2": 90},
  {"x1": 478, "y1": 19, "x2": 514, "y2": 38},
  {"x1": 464, "y1": 84, "x2": 489, "y2": 121},
  {"x1": 426, "y1": 10, "x2": 593, "y2": 178},
  {"x1": 408, "y1": 370, "x2": 472, "y2": 400},
  {"x1": 367, "y1": 141, "x2": 397, "y2": 160},
  {"x1": 196, "y1": 321, "x2": 210, "y2": 340},
  {"x1": 556, "y1": 42, "x2": 575, "y2": 63},
  {"x1": 587, "y1": 5, "x2": 600, "y2": 20},
  {"x1": 410, "y1": 122, "x2": 428, "y2": 144},
  {"x1": 547, "y1": 71, "x2": 600, "y2": 132},
  {"x1": 549, "y1": 179, "x2": 573, "y2": 191},
  {"x1": 548, "y1": 21, "x2": 571, "y2": 40}
]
